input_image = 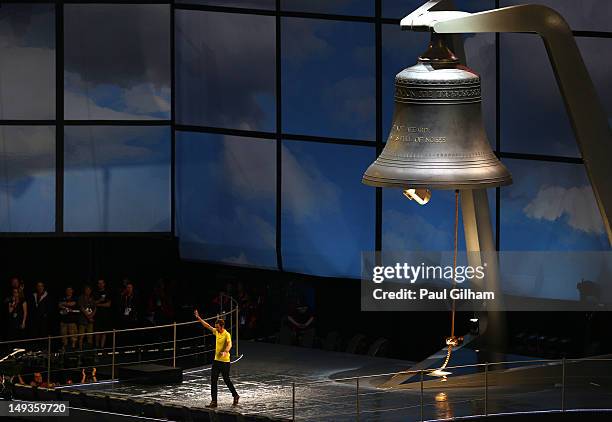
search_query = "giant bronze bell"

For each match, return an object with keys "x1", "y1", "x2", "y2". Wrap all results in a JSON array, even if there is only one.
[{"x1": 363, "y1": 34, "x2": 512, "y2": 191}]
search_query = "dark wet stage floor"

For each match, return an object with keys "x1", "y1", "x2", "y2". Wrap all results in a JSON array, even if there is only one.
[{"x1": 71, "y1": 342, "x2": 612, "y2": 421}]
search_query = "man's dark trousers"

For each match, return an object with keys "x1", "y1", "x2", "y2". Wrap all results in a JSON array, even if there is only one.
[{"x1": 211, "y1": 360, "x2": 238, "y2": 401}]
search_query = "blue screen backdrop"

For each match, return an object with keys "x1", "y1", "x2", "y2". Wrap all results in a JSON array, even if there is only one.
[
  {"x1": 0, "y1": 126, "x2": 55, "y2": 232},
  {"x1": 64, "y1": 126, "x2": 171, "y2": 232},
  {"x1": 0, "y1": 2, "x2": 610, "y2": 293},
  {"x1": 176, "y1": 132, "x2": 277, "y2": 269},
  {"x1": 281, "y1": 141, "x2": 375, "y2": 278}
]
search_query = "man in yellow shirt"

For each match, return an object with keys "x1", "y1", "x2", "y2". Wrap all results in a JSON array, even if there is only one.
[{"x1": 194, "y1": 309, "x2": 239, "y2": 408}]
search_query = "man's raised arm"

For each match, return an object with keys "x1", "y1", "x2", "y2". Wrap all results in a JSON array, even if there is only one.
[{"x1": 194, "y1": 309, "x2": 215, "y2": 332}]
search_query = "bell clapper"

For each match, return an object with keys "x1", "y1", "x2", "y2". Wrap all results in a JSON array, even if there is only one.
[{"x1": 403, "y1": 188, "x2": 432, "y2": 205}]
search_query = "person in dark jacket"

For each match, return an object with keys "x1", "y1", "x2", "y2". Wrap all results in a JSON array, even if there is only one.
[
  {"x1": 118, "y1": 281, "x2": 140, "y2": 345},
  {"x1": 93, "y1": 279, "x2": 112, "y2": 350},
  {"x1": 29, "y1": 282, "x2": 51, "y2": 338},
  {"x1": 119, "y1": 281, "x2": 139, "y2": 329},
  {"x1": 5, "y1": 287, "x2": 27, "y2": 340},
  {"x1": 146, "y1": 280, "x2": 174, "y2": 326}
]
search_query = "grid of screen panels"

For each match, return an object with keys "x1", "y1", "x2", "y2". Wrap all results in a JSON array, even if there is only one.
[
  {"x1": 174, "y1": 0, "x2": 612, "y2": 279},
  {"x1": 1, "y1": 2, "x2": 610, "y2": 277},
  {"x1": 0, "y1": 3, "x2": 171, "y2": 233}
]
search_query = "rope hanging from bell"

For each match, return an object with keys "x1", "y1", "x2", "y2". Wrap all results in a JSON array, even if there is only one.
[{"x1": 430, "y1": 190, "x2": 461, "y2": 379}]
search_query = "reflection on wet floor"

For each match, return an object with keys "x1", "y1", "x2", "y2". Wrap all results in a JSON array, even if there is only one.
[{"x1": 72, "y1": 342, "x2": 612, "y2": 421}]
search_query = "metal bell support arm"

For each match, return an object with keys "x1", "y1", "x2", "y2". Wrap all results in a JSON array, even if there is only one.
[{"x1": 403, "y1": 2, "x2": 612, "y2": 245}]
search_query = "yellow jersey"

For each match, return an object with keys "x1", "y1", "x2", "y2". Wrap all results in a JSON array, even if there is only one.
[{"x1": 213, "y1": 329, "x2": 231, "y2": 362}]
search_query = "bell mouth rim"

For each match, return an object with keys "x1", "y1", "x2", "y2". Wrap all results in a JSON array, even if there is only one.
[{"x1": 361, "y1": 175, "x2": 513, "y2": 190}]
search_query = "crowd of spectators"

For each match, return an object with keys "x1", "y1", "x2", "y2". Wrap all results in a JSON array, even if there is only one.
[
  {"x1": 2, "y1": 274, "x2": 317, "y2": 352},
  {"x1": 210, "y1": 281, "x2": 265, "y2": 340},
  {"x1": 2, "y1": 276, "x2": 274, "y2": 345},
  {"x1": 2, "y1": 276, "x2": 176, "y2": 350},
  {"x1": 0, "y1": 271, "x2": 326, "y2": 396}
]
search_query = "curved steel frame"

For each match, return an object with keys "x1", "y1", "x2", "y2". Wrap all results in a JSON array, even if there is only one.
[{"x1": 403, "y1": 0, "x2": 612, "y2": 246}]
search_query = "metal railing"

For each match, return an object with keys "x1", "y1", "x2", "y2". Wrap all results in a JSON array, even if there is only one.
[
  {"x1": 0, "y1": 294, "x2": 240, "y2": 387},
  {"x1": 284, "y1": 356, "x2": 612, "y2": 421},
  {"x1": 4, "y1": 300, "x2": 611, "y2": 421}
]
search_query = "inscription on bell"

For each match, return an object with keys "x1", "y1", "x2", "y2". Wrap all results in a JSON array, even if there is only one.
[
  {"x1": 394, "y1": 125, "x2": 429, "y2": 133},
  {"x1": 392, "y1": 126, "x2": 447, "y2": 143}
]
